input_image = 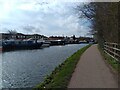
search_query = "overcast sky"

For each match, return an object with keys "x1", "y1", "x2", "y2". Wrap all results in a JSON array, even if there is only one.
[{"x1": 0, "y1": 0, "x2": 92, "y2": 37}]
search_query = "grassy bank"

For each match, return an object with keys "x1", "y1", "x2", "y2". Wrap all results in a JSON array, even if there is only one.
[
  {"x1": 98, "y1": 45, "x2": 119, "y2": 72},
  {"x1": 35, "y1": 44, "x2": 91, "y2": 89}
]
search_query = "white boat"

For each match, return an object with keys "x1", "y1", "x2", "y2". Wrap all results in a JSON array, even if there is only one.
[
  {"x1": 37, "y1": 39, "x2": 51, "y2": 47},
  {"x1": 42, "y1": 41, "x2": 51, "y2": 47}
]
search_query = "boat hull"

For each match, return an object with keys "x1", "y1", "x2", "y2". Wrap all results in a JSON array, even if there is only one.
[{"x1": 2, "y1": 43, "x2": 42, "y2": 51}]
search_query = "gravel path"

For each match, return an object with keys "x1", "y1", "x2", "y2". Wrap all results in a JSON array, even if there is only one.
[{"x1": 68, "y1": 44, "x2": 118, "y2": 88}]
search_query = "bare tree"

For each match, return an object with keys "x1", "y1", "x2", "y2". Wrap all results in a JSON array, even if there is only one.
[
  {"x1": 8, "y1": 30, "x2": 17, "y2": 34},
  {"x1": 76, "y1": 2, "x2": 119, "y2": 47}
]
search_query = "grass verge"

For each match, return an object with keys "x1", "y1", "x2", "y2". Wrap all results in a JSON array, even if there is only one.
[
  {"x1": 98, "y1": 45, "x2": 119, "y2": 72},
  {"x1": 35, "y1": 44, "x2": 91, "y2": 89}
]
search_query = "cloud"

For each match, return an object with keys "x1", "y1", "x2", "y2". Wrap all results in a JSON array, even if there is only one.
[{"x1": 0, "y1": 0, "x2": 91, "y2": 37}]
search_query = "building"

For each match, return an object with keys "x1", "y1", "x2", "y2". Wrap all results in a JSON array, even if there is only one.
[{"x1": 0, "y1": 33, "x2": 48, "y2": 40}]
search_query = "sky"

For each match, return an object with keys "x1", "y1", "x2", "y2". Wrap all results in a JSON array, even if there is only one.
[{"x1": 0, "y1": 0, "x2": 92, "y2": 37}]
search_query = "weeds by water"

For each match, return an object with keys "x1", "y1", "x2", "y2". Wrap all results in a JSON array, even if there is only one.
[{"x1": 35, "y1": 44, "x2": 91, "y2": 89}]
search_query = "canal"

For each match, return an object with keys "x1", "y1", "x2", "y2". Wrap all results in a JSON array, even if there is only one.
[{"x1": 2, "y1": 44, "x2": 87, "y2": 88}]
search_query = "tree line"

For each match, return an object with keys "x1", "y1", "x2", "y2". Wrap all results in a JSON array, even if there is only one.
[{"x1": 77, "y1": 2, "x2": 119, "y2": 48}]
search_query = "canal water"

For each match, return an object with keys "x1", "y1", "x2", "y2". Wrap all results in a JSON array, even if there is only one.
[{"x1": 2, "y1": 44, "x2": 87, "y2": 88}]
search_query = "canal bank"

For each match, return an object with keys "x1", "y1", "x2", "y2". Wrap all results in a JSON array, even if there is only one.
[{"x1": 35, "y1": 44, "x2": 91, "y2": 88}]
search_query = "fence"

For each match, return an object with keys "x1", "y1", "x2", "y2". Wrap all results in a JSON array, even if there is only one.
[{"x1": 104, "y1": 42, "x2": 120, "y2": 62}]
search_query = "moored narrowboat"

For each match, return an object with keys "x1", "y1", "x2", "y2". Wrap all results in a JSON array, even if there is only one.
[{"x1": 2, "y1": 39, "x2": 43, "y2": 51}]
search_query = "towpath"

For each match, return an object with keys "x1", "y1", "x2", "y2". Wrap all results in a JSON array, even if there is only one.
[{"x1": 68, "y1": 44, "x2": 118, "y2": 88}]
